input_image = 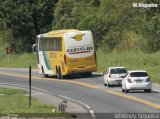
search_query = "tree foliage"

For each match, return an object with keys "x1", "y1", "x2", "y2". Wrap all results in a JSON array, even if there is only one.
[
  {"x1": 0, "y1": 0, "x2": 160, "y2": 53},
  {"x1": 0, "y1": 0, "x2": 58, "y2": 52},
  {"x1": 53, "y1": 0, "x2": 160, "y2": 53}
]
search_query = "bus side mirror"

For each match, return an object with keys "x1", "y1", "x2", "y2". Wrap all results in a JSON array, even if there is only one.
[{"x1": 32, "y1": 44, "x2": 37, "y2": 54}]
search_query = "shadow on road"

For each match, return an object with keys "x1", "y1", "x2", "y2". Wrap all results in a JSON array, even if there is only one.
[
  {"x1": 126, "y1": 90, "x2": 159, "y2": 93},
  {"x1": 64, "y1": 73, "x2": 104, "y2": 80},
  {"x1": 46, "y1": 73, "x2": 104, "y2": 80}
]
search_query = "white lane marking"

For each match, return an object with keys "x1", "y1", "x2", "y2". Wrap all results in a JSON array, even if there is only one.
[
  {"x1": 59, "y1": 94, "x2": 91, "y2": 109},
  {"x1": 89, "y1": 110, "x2": 96, "y2": 118},
  {"x1": 31, "y1": 87, "x2": 49, "y2": 93},
  {"x1": 0, "y1": 83, "x2": 49, "y2": 93},
  {"x1": 59, "y1": 95, "x2": 96, "y2": 119},
  {"x1": 154, "y1": 89, "x2": 160, "y2": 93}
]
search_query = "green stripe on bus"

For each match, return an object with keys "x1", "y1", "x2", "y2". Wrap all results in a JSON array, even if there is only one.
[{"x1": 42, "y1": 51, "x2": 52, "y2": 70}]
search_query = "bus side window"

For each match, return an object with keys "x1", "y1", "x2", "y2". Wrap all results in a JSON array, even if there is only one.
[
  {"x1": 39, "y1": 37, "x2": 62, "y2": 51},
  {"x1": 56, "y1": 39, "x2": 62, "y2": 51},
  {"x1": 53, "y1": 38, "x2": 62, "y2": 51}
]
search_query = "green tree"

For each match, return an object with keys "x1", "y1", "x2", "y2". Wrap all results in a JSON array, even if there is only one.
[
  {"x1": 141, "y1": 0, "x2": 160, "y2": 52},
  {"x1": 0, "y1": 0, "x2": 58, "y2": 52}
]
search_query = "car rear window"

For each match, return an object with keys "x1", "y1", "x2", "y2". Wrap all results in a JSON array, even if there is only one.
[
  {"x1": 129, "y1": 72, "x2": 148, "y2": 77},
  {"x1": 110, "y1": 68, "x2": 127, "y2": 74}
]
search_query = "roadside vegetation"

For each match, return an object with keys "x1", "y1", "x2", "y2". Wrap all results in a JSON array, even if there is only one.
[
  {"x1": 97, "y1": 49, "x2": 160, "y2": 84},
  {"x1": 0, "y1": 87, "x2": 68, "y2": 117},
  {"x1": 0, "y1": 51, "x2": 37, "y2": 68}
]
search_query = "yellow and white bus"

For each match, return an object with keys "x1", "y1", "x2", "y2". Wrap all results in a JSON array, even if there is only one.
[{"x1": 34, "y1": 29, "x2": 97, "y2": 79}]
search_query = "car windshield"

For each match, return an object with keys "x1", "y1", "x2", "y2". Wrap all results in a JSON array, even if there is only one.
[
  {"x1": 110, "y1": 68, "x2": 127, "y2": 74},
  {"x1": 129, "y1": 72, "x2": 148, "y2": 77}
]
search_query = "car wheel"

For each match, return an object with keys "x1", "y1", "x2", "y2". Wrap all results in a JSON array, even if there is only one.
[
  {"x1": 125, "y1": 85, "x2": 129, "y2": 93},
  {"x1": 122, "y1": 88, "x2": 125, "y2": 92},
  {"x1": 104, "y1": 83, "x2": 107, "y2": 86},
  {"x1": 144, "y1": 89, "x2": 151, "y2": 93},
  {"x1": 148, "y1": 89, "x2": 152, "y2": 93},
  {"x1": 107, "y1": 82, "x2": 111, "y2": 87},
  {"x1": 125, "y1": 89, "x2": 129, "y2": 93}
]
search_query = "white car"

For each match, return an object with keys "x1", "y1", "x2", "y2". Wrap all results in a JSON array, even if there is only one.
[
  {"x1": 104, "y1": 67, "x2": 127, "y2": 87},
  {"x1": 122, "y1": 70, "x2": 152, "y2": 93}
]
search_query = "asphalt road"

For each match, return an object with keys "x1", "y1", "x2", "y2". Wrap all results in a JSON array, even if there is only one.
[{"x1": 0, "y1": 68, "x2": 160, "y2": 119}]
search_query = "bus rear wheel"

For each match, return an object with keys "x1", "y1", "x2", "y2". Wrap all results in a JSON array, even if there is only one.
[{"x1": 57, "y1": 68, "x2": 63, "y2": 79}]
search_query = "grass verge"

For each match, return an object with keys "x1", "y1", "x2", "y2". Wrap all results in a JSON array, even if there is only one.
[
  {"x1": 0, "y1": 52, "x2": 37, "y2": 69},
  {"x1": 0, "y1": 48, "x2": 159, "y2": 84},
  {"x1": 0, "y1": 87, "x2": 68, "y2": 118},
  {"x1": 97, "y1": 48, "x2": 160, "y2": 84}
]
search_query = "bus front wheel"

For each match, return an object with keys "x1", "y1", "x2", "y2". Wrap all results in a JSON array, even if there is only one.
[{"x1": 42, "y1": 66, "x2": 48, "y2": 78}]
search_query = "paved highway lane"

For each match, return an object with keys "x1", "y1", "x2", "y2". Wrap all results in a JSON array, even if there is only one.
[{"x1": 0, "y1": 68, "x2": 160, "y2": 119}]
